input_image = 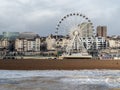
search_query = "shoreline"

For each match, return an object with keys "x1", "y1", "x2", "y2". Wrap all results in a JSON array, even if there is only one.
[{"x1": 0, "y1": 59, "x2": 120, "y2": 70}]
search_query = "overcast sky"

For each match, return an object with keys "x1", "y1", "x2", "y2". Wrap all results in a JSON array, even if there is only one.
[{"x1": 0, "y1": 0, "x2": 119, "y2": 36}]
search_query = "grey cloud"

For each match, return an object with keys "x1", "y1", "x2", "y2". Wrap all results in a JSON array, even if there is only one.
[{"x1": 0, "y1": 0, "x2": 119, "y2": 36}]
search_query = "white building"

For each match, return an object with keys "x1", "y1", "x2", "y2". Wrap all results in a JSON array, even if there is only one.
[
  {"x1": 0, "y1": 32, "x2": 19, "y2": 49},
  {"x1": 80, "y1": 37, "x2": 107, "y2": 50},
  {"x1": 94, "y1": 37, "x2": 107, "y2": 50},
  {"x1": 46, "y1": 35, "x2": 70, "y2": 51},
  {"x1": 15, "y1": 38, "x2": 41, "y2": 52},
  {"x1": 15, "y1": 32, "x2": 41, "y2": 52},
  {"x1": 46, "y1": 35, "x2": 56, "y2": 50},
  {"x1": 108, "y1": 38, "x2": 120, "y2": 48},
  {"x1": 0, "y1": 38, "x2": 9, "y2": 49},
  {"x1": 79, "y1": 22, "x2": 94, "y2": 37},
  {"x1": 46, "y1": 35, "x2": 107, "y2": 51},
  {"x1": 61, "y1": 37, "x2": 70, "y2": 48}
]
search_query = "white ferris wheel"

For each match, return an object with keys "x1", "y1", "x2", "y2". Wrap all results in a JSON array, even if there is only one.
[{"x1": 56, "y1": 13, "x2": 95, "y2": 54}]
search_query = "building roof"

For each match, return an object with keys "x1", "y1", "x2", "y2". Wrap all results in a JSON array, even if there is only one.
[
  {"x1": 48, "y1": 34, "x2": 65, "y2": 39},
  {"x1": 18, "y1": 32, "x2": 40, "y2": 40}
]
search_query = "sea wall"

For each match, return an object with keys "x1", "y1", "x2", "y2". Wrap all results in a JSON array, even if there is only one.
[{"x1": 0, "y1": 59, "x2": 120, "y2": 70}]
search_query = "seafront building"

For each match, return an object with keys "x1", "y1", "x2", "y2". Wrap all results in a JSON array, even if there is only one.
[
  {"x1": 0, "y1": 32, "x2": 41, "y2": 53},
  {"x1": 15, "y1": 32, "x2": 41, "y2": 52},
  {"x1": 0, "y1": 30, "x2": 119, "y2": 59},
  {"x1": 46, "y1": 34, "x2": 56, "y2": 50},
  {"x1": 107, "y1": 37, "x2": 120, "y2": 49},
  {"x1": 82, "y1": 37, "x2": 107, "y2": 50},
  {"x1": 95, "y1": 37, "x2": 107, "y2": 49},
  {"x1": 96, "y1": 26, "x2": 107, "y2": 37},
  {"x1": 0, "y1": 38, "x2": 9, "y2": 49},
  {"x1": 46, "y1": 34, "x2": 67, "y2": 51},
  {"x1": 79, "y1": 22, "x2": 94, "y2": 37},
  {"x1": 46, "y1": 34, "x2": 107, "y2": 51},
  {"x1": 0, "y1": 32, "x2": 19, "y2": 50}
]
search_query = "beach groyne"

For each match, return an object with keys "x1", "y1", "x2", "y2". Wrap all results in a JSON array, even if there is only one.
[{"x1": 0, "y1": 59, "x2": 120, "y2": 70}]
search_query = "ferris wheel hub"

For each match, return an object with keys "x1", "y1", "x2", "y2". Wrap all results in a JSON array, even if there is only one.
[{"x1": 73, "y1": 30, "x2": 79, "y2": 36}]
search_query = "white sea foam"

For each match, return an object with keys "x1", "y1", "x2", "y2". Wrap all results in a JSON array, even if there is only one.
[{"x1": 0, "y1": 70, "x2": 120, "y2": 88}]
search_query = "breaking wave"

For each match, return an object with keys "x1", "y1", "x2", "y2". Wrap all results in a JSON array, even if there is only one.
[{"x1": 0, "y1": 70, "x2": 120, "y2": 89}]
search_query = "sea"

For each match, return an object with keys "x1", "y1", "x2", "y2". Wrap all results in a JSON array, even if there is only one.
[{"x1": 0, "y1": 70, "x2": 120, "y2": 90}]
